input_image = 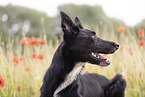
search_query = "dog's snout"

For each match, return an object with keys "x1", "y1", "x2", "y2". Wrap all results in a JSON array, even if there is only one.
[{"x1": 115, "y1": 43, "x2": 119, "y2": 49}]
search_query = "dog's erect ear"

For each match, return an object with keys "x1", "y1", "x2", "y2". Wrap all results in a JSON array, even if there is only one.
[
  {"x1": 60, "y1": 11, "x2": 79, "y2": 35},
  {"x1": 75, "y1": 17, "x2": 83, "y2": 29}
]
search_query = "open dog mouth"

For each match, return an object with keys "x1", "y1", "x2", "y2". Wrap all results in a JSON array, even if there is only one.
[{"x1": 91, "y1": 52, "x2": 111, "y2": 66}]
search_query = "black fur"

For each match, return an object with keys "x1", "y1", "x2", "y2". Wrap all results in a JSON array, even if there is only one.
[{"x1": 40, "y1": 11, "x2": 126, "y2": 97}]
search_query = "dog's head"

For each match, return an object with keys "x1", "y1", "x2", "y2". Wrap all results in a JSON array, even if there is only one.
[{"x1": 60, "y1": 11, "x2": 119, "y2": 66}]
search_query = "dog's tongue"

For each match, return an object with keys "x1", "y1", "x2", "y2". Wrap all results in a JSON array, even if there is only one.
[
  {"x1": 92, "y1": 52, "x2": 111, "y2": 64},
  {"x1": 97, "y1": 54, "x2": 111, "y2": 64}
]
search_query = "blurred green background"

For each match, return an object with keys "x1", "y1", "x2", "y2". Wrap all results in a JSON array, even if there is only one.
[{"x1": 0, "y1": 4, "x2": 144, "y2": 46}]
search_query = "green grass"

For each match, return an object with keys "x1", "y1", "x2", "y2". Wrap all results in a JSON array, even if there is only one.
[{"x1": 0, "y1": 25, "x2": 145, "y2": 97}]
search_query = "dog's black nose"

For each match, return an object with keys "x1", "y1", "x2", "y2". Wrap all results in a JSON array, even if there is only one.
[{"x1": 115, "y1": 43, "x2": 119, "y2": 49}]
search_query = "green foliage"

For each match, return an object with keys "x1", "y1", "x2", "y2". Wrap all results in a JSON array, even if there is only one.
[
  {"x1": 134, "y1": 19, "x2": 145, "y2": 36},
  {"x1": 58, "y1": 4, "x2": 126, "y2": 27},
  {"x1": 0, "y1": 4, "x2": 56, "y2": 44},
  {"x1": 58, "y1": 4, "x2": 108, "y2": 25},
  {"x1": 1, "y1": 3, "x2": 144, "y2": 46},
  {"x1": 0, "y1": 22, "x2": 145, "y2": 97}
]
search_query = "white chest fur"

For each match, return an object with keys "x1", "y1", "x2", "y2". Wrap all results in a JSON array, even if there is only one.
[{"x1": 53, "y1": 63, "x2": 85, "y2": 97}]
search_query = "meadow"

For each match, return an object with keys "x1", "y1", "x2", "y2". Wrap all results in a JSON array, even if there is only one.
[{"x1": 0, "y1": 24, "x2": 145, "y2": 97}]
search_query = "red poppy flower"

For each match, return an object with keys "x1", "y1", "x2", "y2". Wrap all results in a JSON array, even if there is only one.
[
  {"x1": 20, "y1": 37, "x2": 30, "y2": 45},
  {"x1": 25, "y1": 66, "x2": 31, "y2": 72},
  {"x1": 138, "y1": 29, "x2": 144, "y2": 37},
  {"x1": 31, "y1": 52, "x2": 39, "y2": 59},
  {"x1": 38, "y1": 39, "x2": 47, "y2": 45},
  {"x1": 19, "y1": 55, "x2": 25, "y2": 62},
  {"x1": 28, "y1": 37, "x2": 39, "y2": 46},
  {"x1": 0, "y1": 75, "x2": 5, "y2": 88},
  {"x1": 117, "y1": 26, "x2": 125, "y2": 33},
  {"x1": 18, "y1": 85, "x2": 21, "y2": 92},
  {"x1": 38, "y1": 53, "x2": 44, "y2": 60},
  {"x1": 12, "y1": 56, "x2": 20, "y2": 65},
  {"x1": 138, "y1": 39, "x2": 145, "y2": 46}
]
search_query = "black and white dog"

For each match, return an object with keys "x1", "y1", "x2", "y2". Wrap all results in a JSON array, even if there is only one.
[{"x1": 40, "y1": 11, "x2": 126, "y2": 97}]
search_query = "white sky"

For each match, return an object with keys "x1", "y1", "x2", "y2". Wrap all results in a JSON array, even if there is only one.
[{"x1": 1, "y1": 0, "x2": 145, "y2": 26}]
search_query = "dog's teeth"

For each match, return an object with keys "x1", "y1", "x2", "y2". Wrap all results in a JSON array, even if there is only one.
[
  {"x1": 92, "y1": 52, "x2": 96, "y2": 57},
  {"x1": 106, "y1": 59, "x2": 111, "y2": 64}
]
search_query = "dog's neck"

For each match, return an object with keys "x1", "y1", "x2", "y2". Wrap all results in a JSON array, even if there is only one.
[
  {"x1": 41, "y1": 42, "x2": 84, "y2": 97},
  {"x1": 54, "y1": 63, "x2": 84, "y2": 97}
]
